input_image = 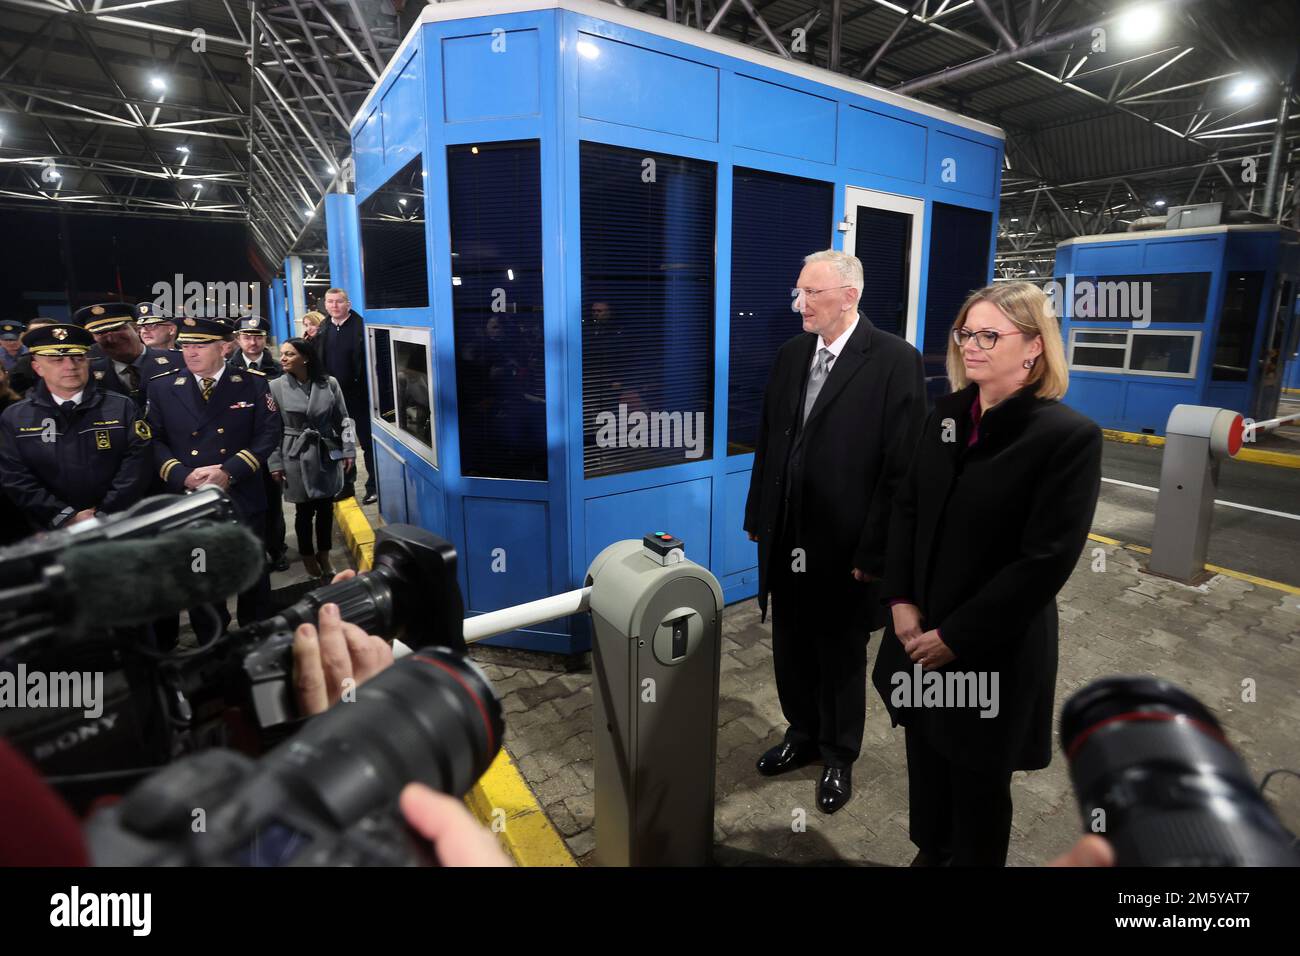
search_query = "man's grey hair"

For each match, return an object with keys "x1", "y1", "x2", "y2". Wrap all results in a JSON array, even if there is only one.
[{"x1": 803, "y1": 249, "x2": 864, "y2": 295}]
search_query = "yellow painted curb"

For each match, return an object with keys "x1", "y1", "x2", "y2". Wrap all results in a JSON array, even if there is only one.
[
  {"x1": 1283, "y1": 388, "x2": 1300, "y2": 396},
  {"x1": 1087, "y1": 533, "x2": 1300, "y2": 596},
  {"x1": 332, "y1": 496, "x2": 576, "y2": 867},
  {"x1": 1101, "y1": 428, "x2": 1300, "y2": 469}
]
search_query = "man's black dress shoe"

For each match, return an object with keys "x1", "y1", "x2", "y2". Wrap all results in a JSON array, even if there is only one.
[
  {"x1": 272, "y1": 553, "x2": 291, "y2": 573},
  {"x1": 756, "y1": 742, "x2": 818, "y2": 777},
  {"x1": 362, "y1": 492, "x2": 378, "y2": 505},
  {"x1": 817, "y1": 766, "x2": 852, "y2": 814}
]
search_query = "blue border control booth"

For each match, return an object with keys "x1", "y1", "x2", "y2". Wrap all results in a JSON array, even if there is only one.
[
  {"x1": 342, "y1": 0, "x2": 1004, "y2": 653},
  {"x1": 1054, "y1": 223, "x2": 1300, "y2": 434}
]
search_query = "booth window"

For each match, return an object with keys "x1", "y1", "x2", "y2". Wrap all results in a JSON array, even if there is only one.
[
  {"x1": 580, "y1": 141, "x2": 716, "y2": 478},
  {"x1": 447, "y1": 140, "x2": 547, "y2": 481},
  {"x1": 1212, "y1": 271, "x2": 1263, "y2": 382},
  {"x1": 728, "y1": 167, "x2": 832, "y2": 455},
  {"x1": 923, "y1": 203, "x2": 992, "y2": 402},
  {"x1": 369, "y1": 325, "x2": 436, "y2": 465},
  {"x1": 1069, "y1": 328, "x2": 1199, "y2": 378},
  {"x1": 359, "y1": 156, "x2": 429, "y2": 310},
  {"x1": 1070, "y1": 272, "x2": 1211, "y2": 324}
]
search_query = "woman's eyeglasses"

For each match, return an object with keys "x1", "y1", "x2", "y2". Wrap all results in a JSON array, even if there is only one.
[{"x1": 952, "y1": 328, "x2": 1027, "y2": 350}]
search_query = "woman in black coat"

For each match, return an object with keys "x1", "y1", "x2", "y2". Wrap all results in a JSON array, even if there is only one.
[{"x1": 872, "y1": 280, "x2": 1102, "y2": 866}]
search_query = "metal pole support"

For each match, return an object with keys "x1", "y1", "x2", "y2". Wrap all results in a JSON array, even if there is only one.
[{"x1": 1148, "y1": 405, "x2": 1244, "y2": 584}]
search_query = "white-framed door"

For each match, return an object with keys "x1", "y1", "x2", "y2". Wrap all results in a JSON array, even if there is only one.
[{"x1": 841, "y1": 186, "x2": 925, "y2": 347}]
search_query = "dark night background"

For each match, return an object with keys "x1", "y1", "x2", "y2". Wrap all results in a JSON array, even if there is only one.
[{"x1": 0, "y1": 209, "x2": 269, "y2": 321}]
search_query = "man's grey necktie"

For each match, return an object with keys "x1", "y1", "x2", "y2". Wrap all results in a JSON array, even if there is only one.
[{"x1": 802, "y1": 348, "x2": 832, "y2": 424}]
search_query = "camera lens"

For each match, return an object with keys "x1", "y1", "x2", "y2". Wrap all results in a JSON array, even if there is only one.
[
  {"x1": 262, "y1": 646, "x2": 503, "y2": 828},
  {"x1": 1061, "y1": 676, "x2": 1298, "y2": 866}
]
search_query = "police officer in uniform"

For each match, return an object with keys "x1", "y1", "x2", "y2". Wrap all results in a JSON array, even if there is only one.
[
  {"x1": 146, "y1": 315, "x2": 282, "y2": 625},
  {"x1": 0, "y1": 323, "x2": 151, "y2": 535},
  {"x1": 135, "y1": 302, "x2": 180, "y2": 352},
  {"x1": 229, "y1": 315, "x2": 288, "y2": 571},
  {"x1": 1, "y1": 320, "x2": 27, "y2": 373},
  {"x1": 76, "y1": 302, "x2": 182, "y2": 411}
]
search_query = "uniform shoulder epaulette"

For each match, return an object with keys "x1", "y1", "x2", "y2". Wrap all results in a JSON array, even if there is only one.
[
  {"x1": 244, "y1": 367, "x2": 267, "y2": 377},
  {"x1": 149, "y1": 369, "x2": 173, "y2": 380}
]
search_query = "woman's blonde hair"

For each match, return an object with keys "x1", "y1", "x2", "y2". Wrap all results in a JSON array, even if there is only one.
[
  {"x1": 945, "y1": 281, "x2": 1069, "y2": 400},
  {"x1": 301, "y1": 310, "x2": 324, "y2": 329}
]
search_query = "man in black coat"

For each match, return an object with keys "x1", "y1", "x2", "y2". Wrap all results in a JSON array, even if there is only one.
[
  {"x1": 76, "y1": 302, "x2": 183, "y2": 412},
  {"x1": 744, "y1": 249, "x2": 926, "y2": 814},
  {"x1": 316, "y1": 287, "x2": 374, "y2": 503}
]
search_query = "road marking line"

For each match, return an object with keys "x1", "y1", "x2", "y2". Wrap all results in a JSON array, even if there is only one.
[{"x1": 1100, "y1": 477, "x2": 1300, "y2": 521}]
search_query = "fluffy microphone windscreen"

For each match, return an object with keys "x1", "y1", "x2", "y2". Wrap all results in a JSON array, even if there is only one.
[{"x1": 61, "y1": 522, "x2": 264, "y2": 630}]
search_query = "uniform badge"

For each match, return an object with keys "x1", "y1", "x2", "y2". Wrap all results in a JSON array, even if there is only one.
[
  {"x1": 156, "y1": 356, "x2": 169, "y2": 364},
  {"x1": 134, "y1": 420, "x2": 152, "y2": 441},
  {"x1": 174, "y1": 376, "x2": 187, "y2": 385},
  {"x1": 52, "y1": 327, "x2": 68, "y2": 341},
  {"x1": 184, "y1": 317, "x2": 197, "y2": 327},
  {"x1": 95, "y1": 430, "x2": 111, "y2": 450},
  {"x1": 94, "y1": 370, "x2": 105, "y2": 380},
  {"x1": 230, "y1": 375, "x2": 243, "y2": 382},
  {"x1": 265, "y1": 393, "x2": 278, "y2": 413},
  {"x1": 91, "y1": 306, "x2": 105, "y2": 316}
]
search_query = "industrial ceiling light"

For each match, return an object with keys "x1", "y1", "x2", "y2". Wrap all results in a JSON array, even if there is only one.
[
  {"x1": 1154, "y1": 199, "x2": 1167, "y2": 208},
  {"x1": 1117, "y1": 4, "x2": 1161, "y2": 41},
  {"x1": 150, "y1": 76, "x2": 167, "y2": 91},
  {"x1": 177, "y1": 146, "x2": 189, "y2": 153},
  {"x1": 1230, "y1": 77, "x2": 1261, "y2": 99}
]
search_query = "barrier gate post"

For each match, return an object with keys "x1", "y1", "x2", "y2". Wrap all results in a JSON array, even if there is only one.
[
  {"x1": 1148, "y1": 405, "x2": 1245, "y2": 584},
  {"x1": 585, "y1": 534, "x2": 723, "y2": 866}
]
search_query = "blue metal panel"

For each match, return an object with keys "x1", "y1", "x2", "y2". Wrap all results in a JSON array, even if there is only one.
[
  {"x1": 373, "y1": 435, "x2": 409, "y2": 525},
  {"x1": 382, "y1": 48, "x2": 425, "y2": 168},
  {"x1": 1063, "y1": 375, "x2": 1124, "y2": 428},
  {"x1": 576, "y1": 32, "x2": 719, "y2": 141},
  {"x1": 1075, "y1": 242, "x2": 1142, "y2": 274},
  {"x1": 928, "y1": 130, "x2": 995, "y2": 197},
  {"x1": 462, "y1": 497, "x2": 551, "y2": 612},
  {"x1": 583, "y1": 478, "x2": 713, "y2": 570},
  {"x1": 324, "y1": 192, "x2": 362, "y2": 306},
  {"x1": 442, "y1": 30, "x2": 541, "y2": 121},
  {"x1": 730, "y1": 74, "x2": 835, "y2": 164},
  {"x1": 1143, "y1": 236, "x2": 1219, "y2": 270},
  {"x1": 269, "y1": 278, "x2": 286, "y2": 340},
  {"x1": 839, "y1": 105, "x2": 926, "y2": 183},
  {"x1": 1121, "y1": 381, "x2": 1197, "y2": 433},
  {"x1": 722, "y1": 469, "x2": 756, "y2": 575},
  {"x1": 355, "y1": 107, "x2": 383, "y2": 188}
]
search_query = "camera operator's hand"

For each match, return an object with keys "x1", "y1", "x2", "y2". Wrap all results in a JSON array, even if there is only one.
[
  {"x1": 1048, "y1": 835, "x2": 1115, "y2": 867},
  {"x1": 400, "y1": 783, "x2": 513, "y2": 867},
  {"x1": 293, "y1": 585, "x2": 394, "y2": 716}
]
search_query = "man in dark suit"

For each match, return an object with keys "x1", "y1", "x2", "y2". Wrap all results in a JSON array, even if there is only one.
[
  {"x1": 316, "y1": 287, "x2": 374, "y2": 503},
  {"x1": 76, "y1": 302, "x2": 182, "y2": 412},
  {"x1": 146, "y1": 315, "x2": 281, "y2": 626},
  {"x1": 744, "y1": 249, "x2": 926, "y2": 814}
]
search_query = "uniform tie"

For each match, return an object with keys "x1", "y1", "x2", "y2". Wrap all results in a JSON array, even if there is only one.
[
  {"x1": 802, "y1": 348, "x2": 832, "y2": 424},
  {"x1": 122, "y1": 364, "x2": 140, "y2": 394},
  {"x1": 200, "y1": 377, "x2": 216, "y2": 402}
]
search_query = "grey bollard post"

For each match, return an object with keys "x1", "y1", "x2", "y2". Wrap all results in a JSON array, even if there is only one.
[
  {"x1": 585, "y1": 533, "x2": 723, "y2": 866},
  {"x1": 1148, "y1": 405, "x2": 1244, "y2": 584}
]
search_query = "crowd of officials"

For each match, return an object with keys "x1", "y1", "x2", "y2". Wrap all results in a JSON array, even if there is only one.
[{"x1": 0, "y1": 288, "x2": 375, "y2": 637}]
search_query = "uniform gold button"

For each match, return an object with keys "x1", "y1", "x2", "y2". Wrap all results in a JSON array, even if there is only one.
[
  {"x1": 220, "y1": 448, "x2": 226, "y2": 454},
  {"x1": 217, "y1": 428, "x2": 225, "y2": 434},
  {"x1": 192, "y1": 431, "x2": 198, "y2": 437},
  {"x1": 190, "y1": 450, "x2": 198, "y2": 456}
]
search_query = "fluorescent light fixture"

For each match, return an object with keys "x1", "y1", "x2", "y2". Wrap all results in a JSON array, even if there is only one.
[
  {"x1": 1010, "y1": 217, "x2": 1019, "y2": 222},
  {"x1": 1154, "y1": 199, "x2": 1166, "y2": 208},
  {"x1": 507, "y1": 268, "x2": 514, "y2": 281},
  {"x1": 452, "y1": 277, "x2": 462, "y2": 286},
  {"x1": 305, "y1": 209, "x2": 314, "y2": 217},
  {"x1": 576, "y1": 40, "x2": 600, "y2": 60},
  {"x1": 471, "y1": 146, "x2": 479, "y2": 154},
  {"x1": 150, "y1": 76, "x2": 166, "y2": 91},
  {"x1": 1117, "y1": 4, "x2": 1161, "y2": 41},
  {"x1": 398, "y1": 197, "x2": 407, "y2": 205},
  {"x1": 177, "y1": 146, "x2": 189, "y2": 153},
  {"x1": 326, "y1": 165, "x2": 336, "y2": 175}
]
